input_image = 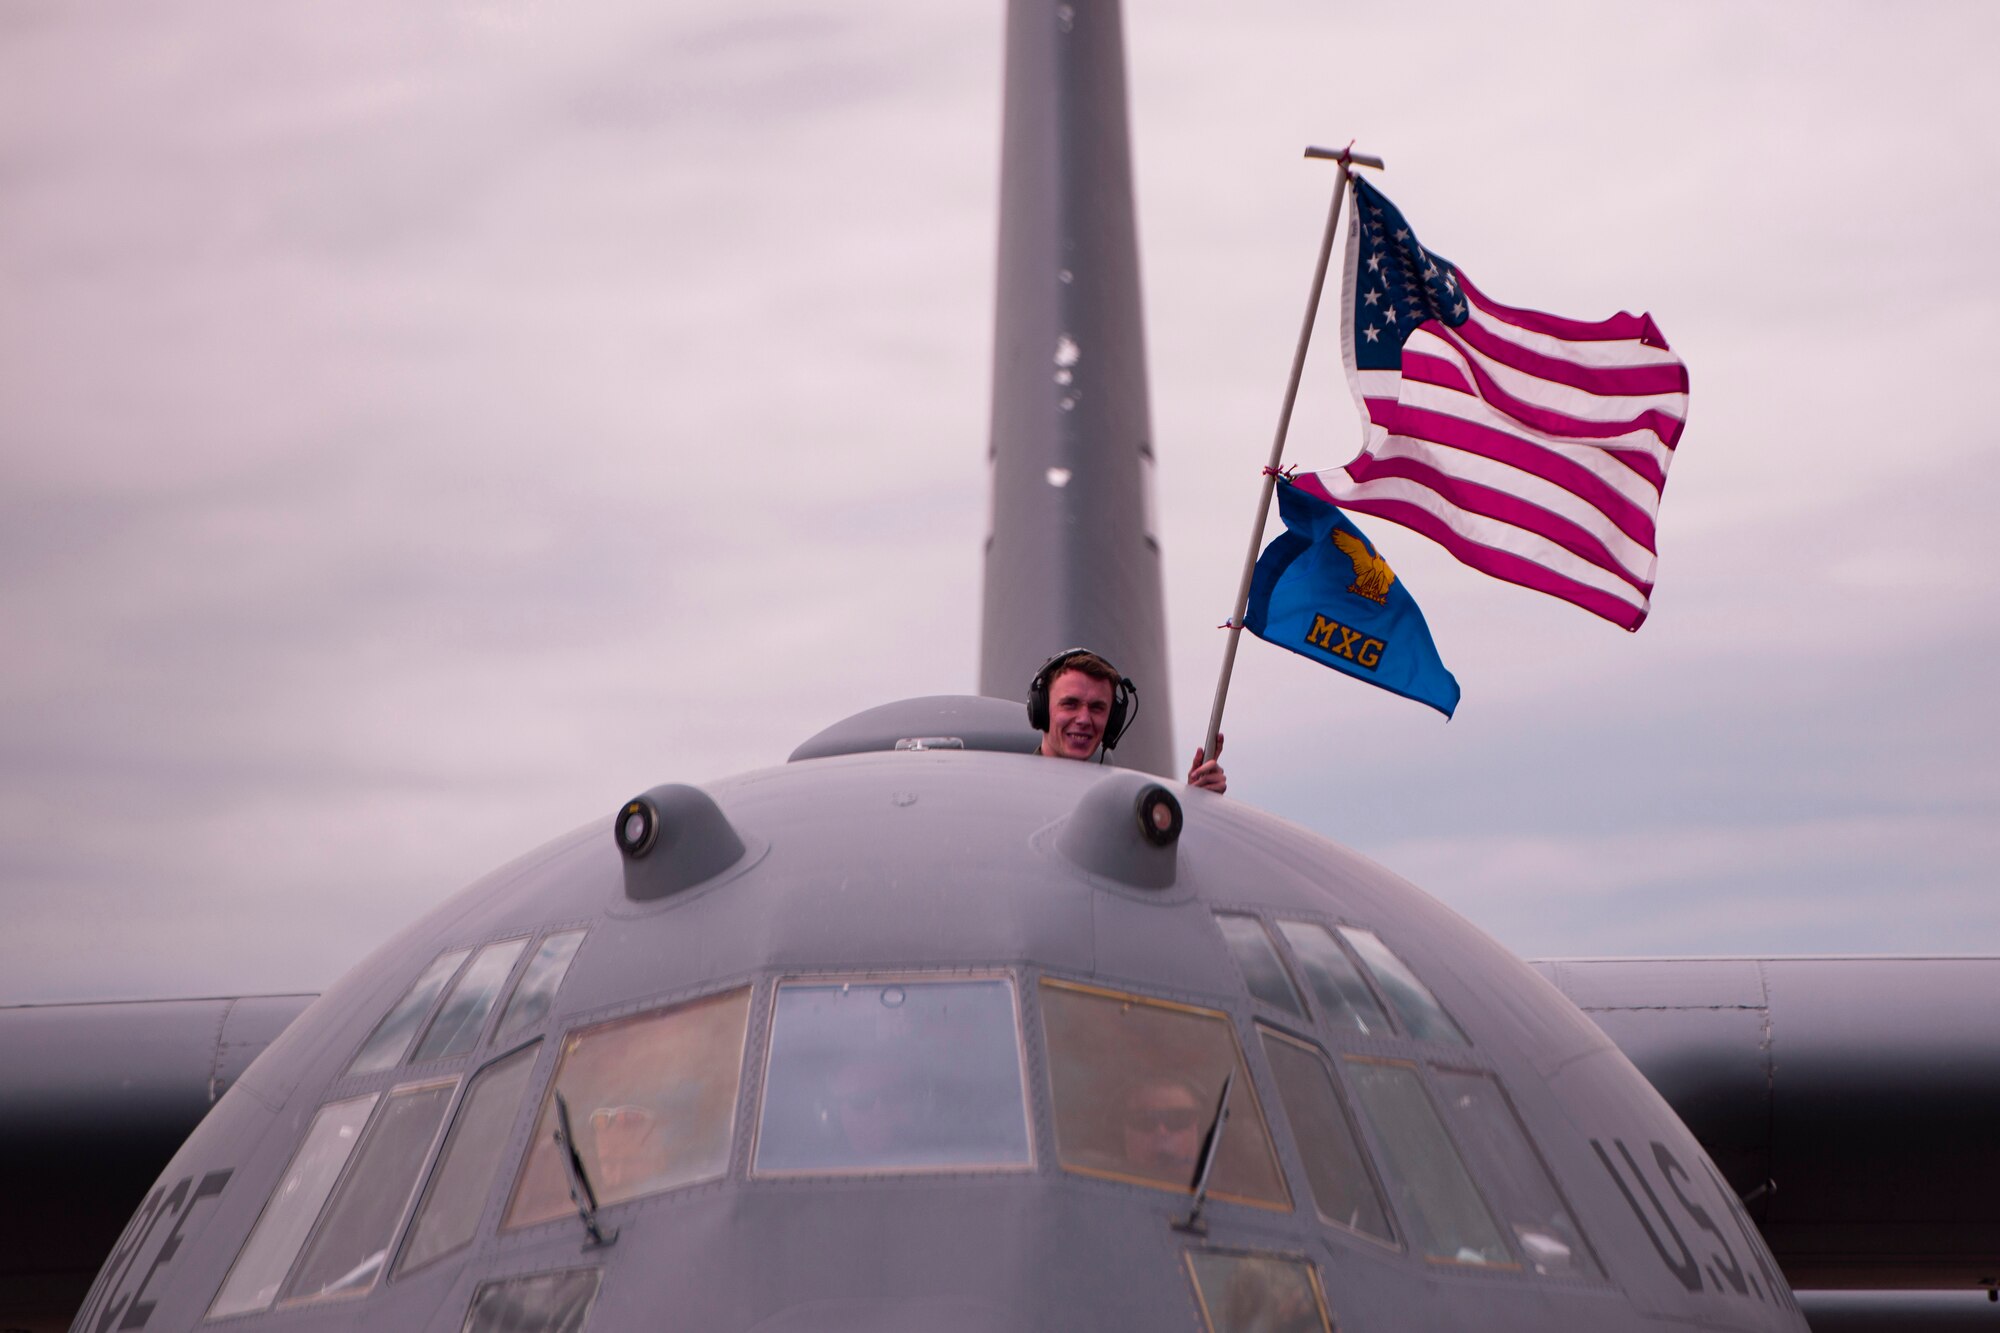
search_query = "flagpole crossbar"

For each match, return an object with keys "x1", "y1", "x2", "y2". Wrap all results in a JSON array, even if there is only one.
[{"x1": 1303, "y1": 145, "x2": 1386, "y2": 171}]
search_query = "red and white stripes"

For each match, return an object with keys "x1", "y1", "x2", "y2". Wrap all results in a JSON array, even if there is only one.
[{"x1": 1318, "y1": 248, "x2": 1690, "y2": 631}]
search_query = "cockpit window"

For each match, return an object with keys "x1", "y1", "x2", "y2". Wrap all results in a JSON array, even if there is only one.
[
  {"x1": 1343, "y1": 1057, "x2": 1512, "y2": 1268},
  {"x1": 754, "y1": 978, "x2": 1031, "y2": 1175},
  {"x1": 505, "y1": 987, "x2": 751, "y2": 1229},
  {"x1": 279, "y1": 1079, "x2": 455, "y2": 1304},
  {"x1": 1185, "y1": 1251, "x2": 1332, "y2": 1333},
  {"x1": 348, "y1": 949, "x2": 471, "y2": 1076},
  {"x1": 463, "y1": 1269, "x2": 601, "y2": 1333},
  {"x1": 495, "y1": 929, "x2": 587, "y2": 1042},
  {"x1": 1272, "y1": 922, "x2": 1390, "y2": 1037},
  {"x1": 1338, "y1": 927, "x2": 1468, "y2": 1045},
  {"x1": 1040, "y1": 979, "x2": 1289, "y2": 1209},
  {"x1": 1433, "y1": 1069, "x2": 1604, "y2": 1279},
  {"x1": 1259, "y1": 1029, "x2": 1392, "y2": 1244},
  {"x1": 1214, "y1": 914, "x2": 1306, "y2": 1017},
  {"x1": 210, "y1": 1094, "x2": 379, "y2": 1319},
  {"x1": 397, "y1": 1043, "x2": 541, "y2": 1277},
  {"x1": 413, "y1": 938, "x2": 529, "y2": 1062}
]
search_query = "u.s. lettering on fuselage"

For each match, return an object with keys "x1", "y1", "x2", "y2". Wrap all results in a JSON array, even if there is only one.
[
  {"x1": 73, "y1": 1167, "x2": 231, "y2": 1333},
  {"x1": 1593, "y1": 1137, "x2": 1798, "y2": 1314}
]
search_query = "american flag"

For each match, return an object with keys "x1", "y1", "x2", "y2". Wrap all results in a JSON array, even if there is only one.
[{"x1": 1299, "y1": 175, "x2": 1690, "y2": 630}]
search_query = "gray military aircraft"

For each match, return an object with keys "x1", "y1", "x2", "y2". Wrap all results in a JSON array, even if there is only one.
[{"x1": 3, "y1": 2, "x2": 1997, "y2": 1331}]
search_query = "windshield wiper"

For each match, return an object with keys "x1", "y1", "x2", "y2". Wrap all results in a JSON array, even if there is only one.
[
  {"x1": 1174, "y1": 1069, "x2": 1234, "y2": 1236},
  {"x1": 553, "y1": 1090, "x2": 619, "y2": 1249}
]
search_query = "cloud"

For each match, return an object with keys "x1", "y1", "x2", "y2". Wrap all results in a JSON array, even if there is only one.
[
  {"x1": 1373, "y1": 812, "x2": 2000, "y2": 959},
  {"x1": 2, "y1": 0, "x2": 1997, "y2": 1002}
]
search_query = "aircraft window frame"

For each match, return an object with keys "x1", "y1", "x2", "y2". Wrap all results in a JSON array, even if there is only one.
[
  {"x1": 1342, "y1": 1055, "x2": 1517, "y2": 1271},
  {"x1": 1432, "y1": 1066, "x2": 1606, "y2": 1281},
  {"x1": 462, "y1": 1268, "x2": 602, "y2": 1333},
  {"x1": 1270, "y1": 920, "x2": 1393, "y2": 1039},
  {"x1": 396, "y1": 1040, "x2": 543, "y2": 1278},
  {"x1": 751, "y1": 973, "x2": 1035, "y2": 1178},
  {"x1": 412, "y1": 936, "x2": 530, "y2": 1063},
  {"x1": 347, "y1": 948, "x2": 473, "y2": 1076},
  {"x1": 495, "y1": 928, "x2": 587, "y2": 1042},
  {"x1": 208, "y1": 1093, "x2": 380, "y2": 1320},
  {"x1": 1038, "y1": 977, "x2": 1291, "y2": 1212},
  {"x1": 277, "y1": 1076, "x2": 458, "y2": 1307},
  {"x1": 1258, "y1": 1026, "x2": 1396, "y2": 1247},
  {"x1": 1337, "y1": 926, "x2": 1469, "y2": 1046},
  {"x1": 1183, "y1": 1248, "x2": 1334, "y2": 1333},
  {"x1": 504, "y1": 985, "x2": 753, "y2": 1231},
  {"x1": 1213, "y1": 912, "x2": 1308, "y2": 1018}
]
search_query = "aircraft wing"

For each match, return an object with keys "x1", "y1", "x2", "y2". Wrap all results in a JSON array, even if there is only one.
[
  {"x1": 0, "y1": 996, "x2": 314, "y2": 1333},
  {"x1": 1529, "y1": 956, "x2": 2000, "y2": 1294}
]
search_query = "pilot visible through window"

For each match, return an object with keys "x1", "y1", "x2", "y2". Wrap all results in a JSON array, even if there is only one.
[
  {"x1": 1120, "y1": 1074, "x2": 1206, "y2": 1184},
  {"x1": 754, "y1": 978, "x2": 1031, "y2": 1175},
  {"x1": 505, "y1": 988, "x2": 751, "y2": 1230},
  {"x1": 826, "y1": 1056, "x2": 923, "y2": 1161},
  {"x1": 1040, "y1": 979, "x2": 1290, "y2": 1208}
]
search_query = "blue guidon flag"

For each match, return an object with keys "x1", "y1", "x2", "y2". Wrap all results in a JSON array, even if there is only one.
[{"x1": 1245, "y1": 480, "x2": 1460, "y2": 718}]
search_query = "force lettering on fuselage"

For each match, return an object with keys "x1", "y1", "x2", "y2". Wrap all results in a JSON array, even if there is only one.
[{"x1": 1306, "y1": 614, "x2": 1384, "y2": 670}]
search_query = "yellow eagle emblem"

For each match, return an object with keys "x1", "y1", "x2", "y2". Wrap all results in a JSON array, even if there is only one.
[{"x1": 1332, "y1": 528, "x2": 1396, "y2": 605}]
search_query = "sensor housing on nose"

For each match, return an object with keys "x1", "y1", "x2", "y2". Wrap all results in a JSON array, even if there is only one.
[
  {"x1": 614, "y1": 783, "x2": 748, "y2": 902},
  {"x1": 1055, "y1": 771, "x2": 1182, "y2": 890}
]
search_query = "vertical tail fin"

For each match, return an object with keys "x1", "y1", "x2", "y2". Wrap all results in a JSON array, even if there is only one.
[{"x1": 979, "y1": 0, "x2": 1174, "y2": 777}]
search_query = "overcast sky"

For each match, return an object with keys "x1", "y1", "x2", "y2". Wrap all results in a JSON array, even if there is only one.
[{"x1": 4, "y1": 1, "x2": 1995, "y2": 1004}]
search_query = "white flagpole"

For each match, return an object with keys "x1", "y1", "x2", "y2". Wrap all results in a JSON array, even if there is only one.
[{"x1": 1201, "y1": 147, "x2": 1381, "y2": 764}]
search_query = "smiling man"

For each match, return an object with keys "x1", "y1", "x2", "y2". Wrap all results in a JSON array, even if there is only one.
[{"x1": 1028, "y1": 648, "x2": 1226, "y2": 793}]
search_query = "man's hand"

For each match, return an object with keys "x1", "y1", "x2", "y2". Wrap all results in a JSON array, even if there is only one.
[{"x1": 1186, "y1": 734, "x2": 1226, "y2": 794}]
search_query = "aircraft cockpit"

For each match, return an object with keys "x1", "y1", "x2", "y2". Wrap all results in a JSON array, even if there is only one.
[{"x1": 188, "y1": 884, "x2": 1606, "y2": 1333}]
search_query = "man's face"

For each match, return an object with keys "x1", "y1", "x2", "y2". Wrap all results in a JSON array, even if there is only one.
[
  {"x1": 1041, "y1": 669, "x2": 1114, "y2": 760},
  {"x1": 1122, "y1": 1079, "x2": 1203, "y2": 1179}
]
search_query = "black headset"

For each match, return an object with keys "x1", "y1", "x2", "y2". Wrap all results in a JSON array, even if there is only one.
[{"x1": 1027, "y1": 647, "x2": 1138, "y2": 752}]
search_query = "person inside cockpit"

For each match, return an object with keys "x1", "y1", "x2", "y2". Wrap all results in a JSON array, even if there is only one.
[
  {"x1": 826, "y1": 1055, "x2": 923, "y2": 1162},
  {"x1": 1118, "y1": 1073, "x2": 1206, "y2": 1183}
]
